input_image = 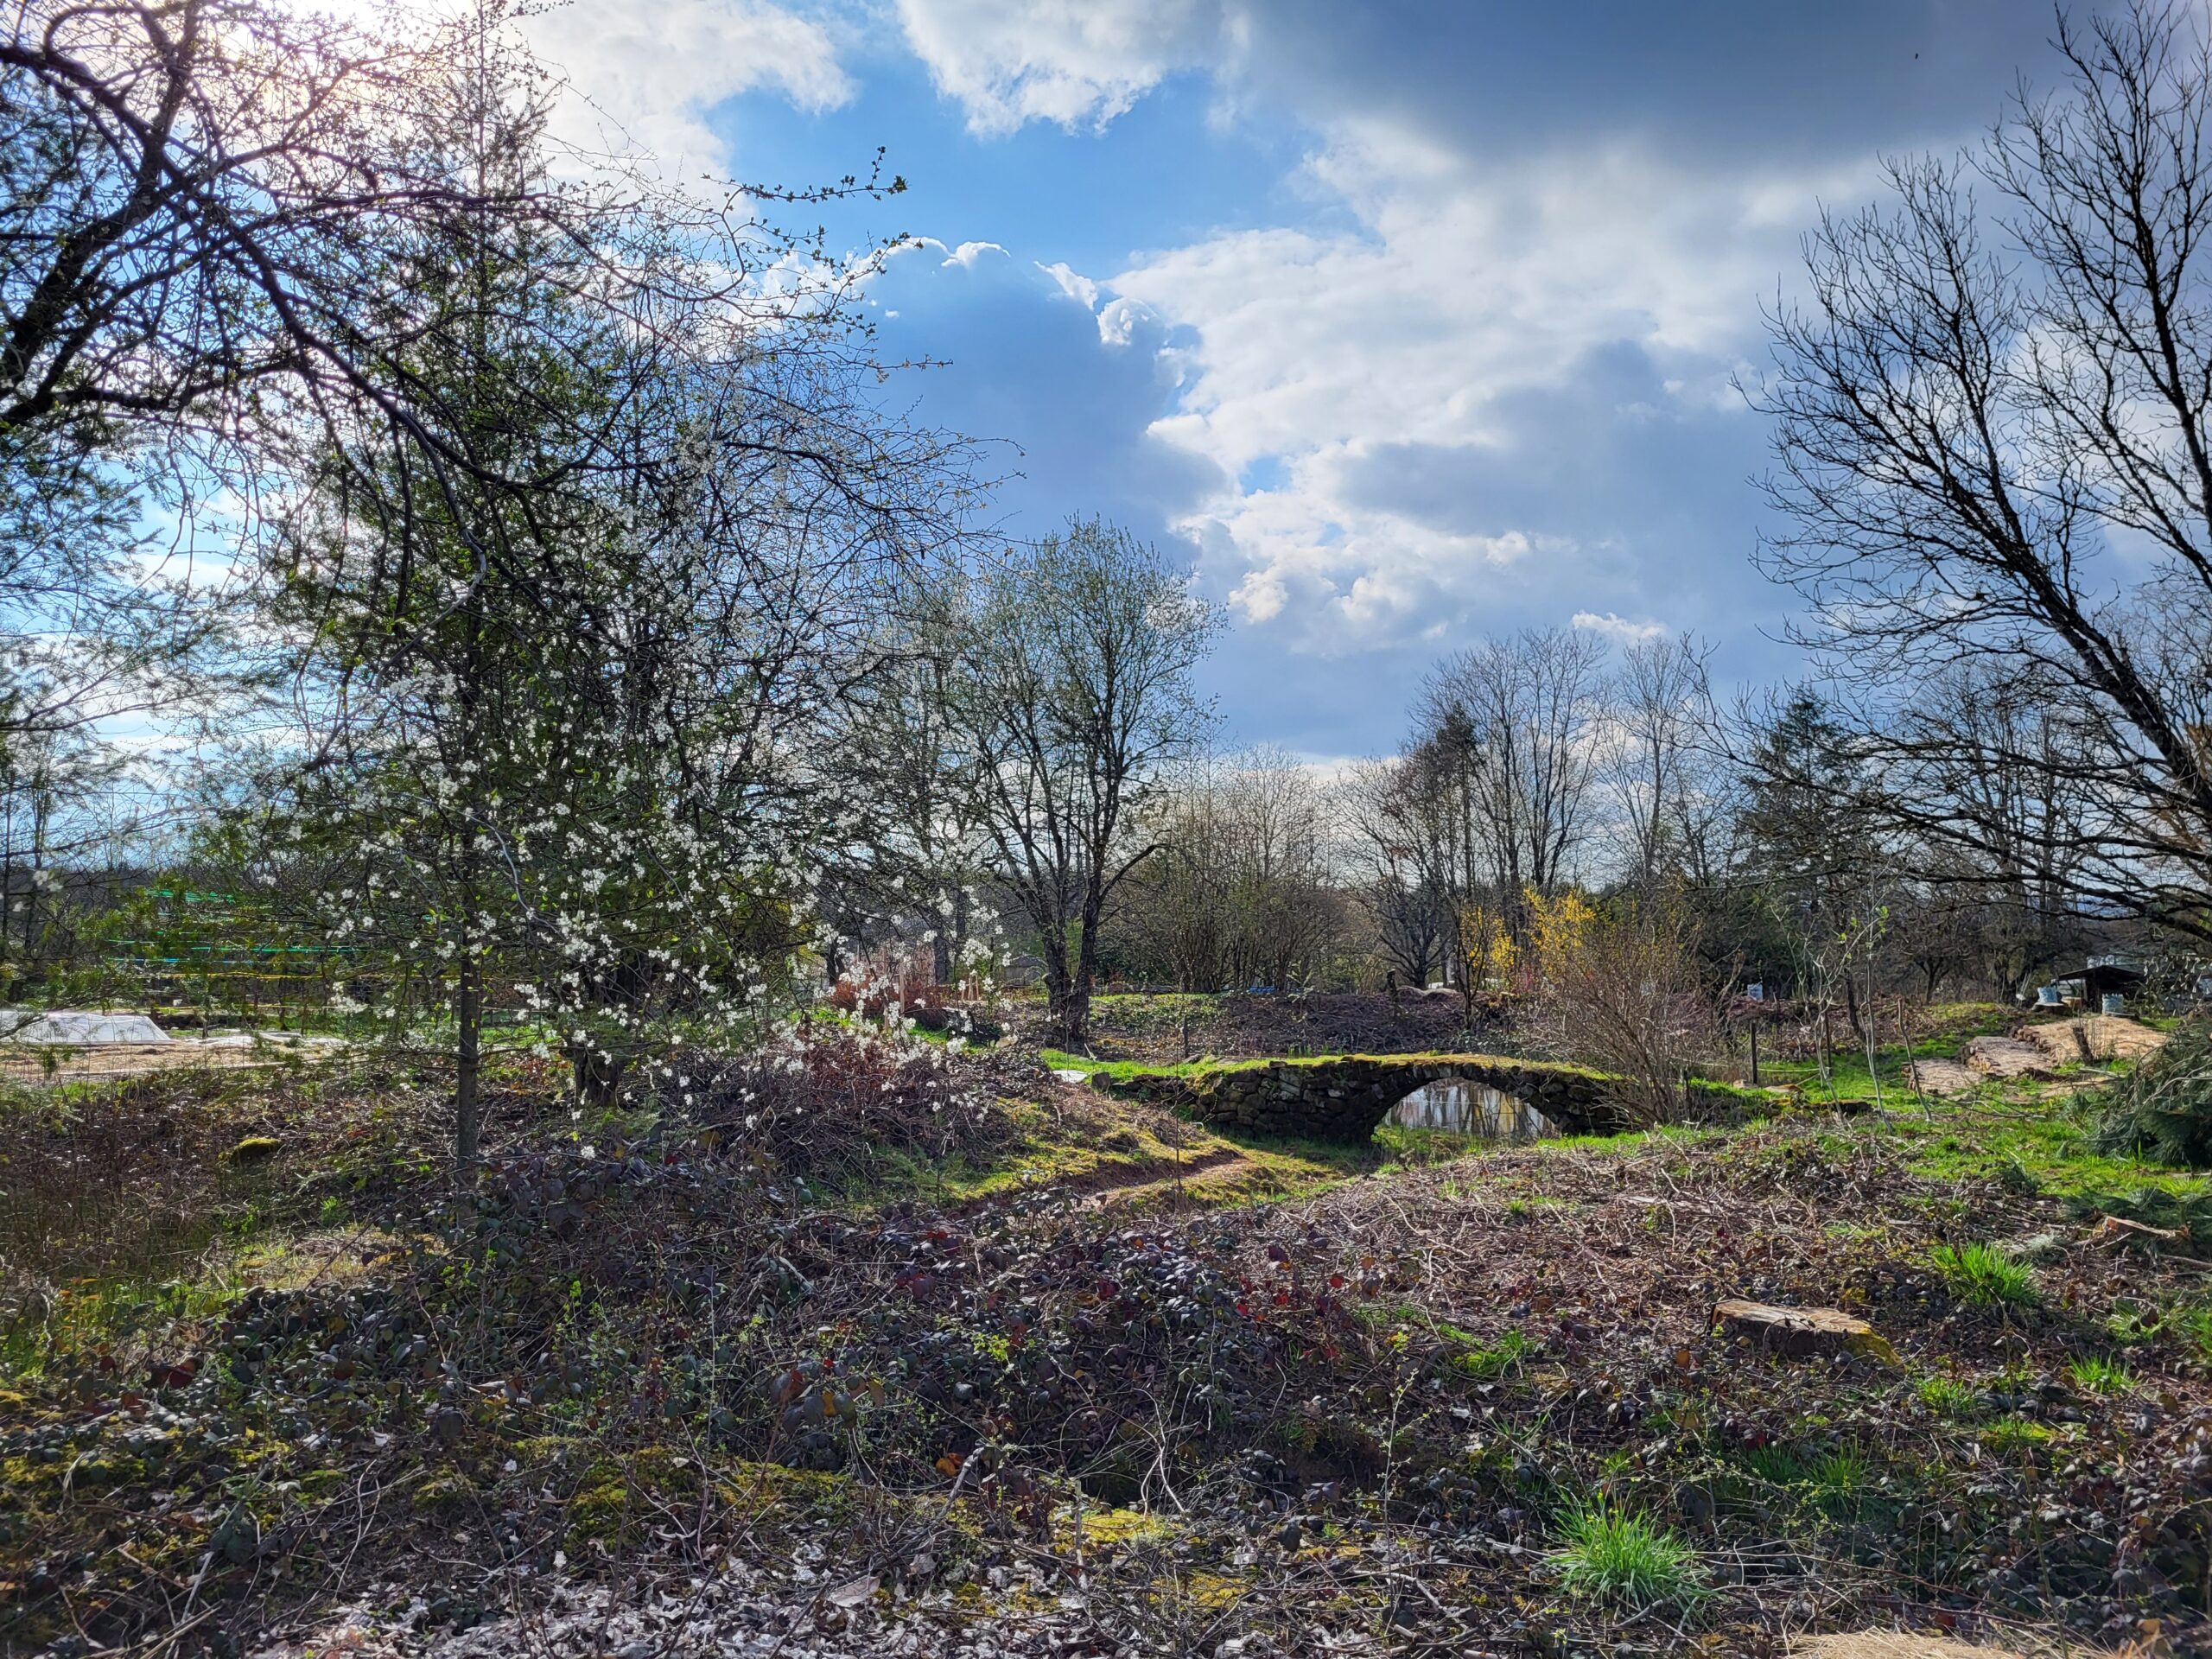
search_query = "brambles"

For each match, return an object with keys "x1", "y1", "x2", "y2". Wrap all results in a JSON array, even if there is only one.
[
  {"x1": 1521, "y1": 886, "x2": 1725, "y2": 1125},
  {"x1": 1929, "y1": 1242, "x2": 2039, "y2": 1309},
  {"x1": 827, "y1": 976, "x2": 1005, "y2": 1043},
  {"x1": 661, "y1": 1028, "x2": 1014, "y2": 1187},
  {"x1": 10, "y1": 1051, "x2": 2212, "y2": 1652}
]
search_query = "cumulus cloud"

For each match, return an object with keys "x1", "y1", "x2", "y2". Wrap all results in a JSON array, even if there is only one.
[
  {"x1": 1094, "y1": 296, "x2": 1155, "y2": 349},
  {"x1": 1086, "y1": 124, "x2": 1866, "y2": 654},
  {"x1": 521, "y1": 0, "x2": 852, "y2": 178},
  {"x1": 938, "y1": 239, "x2": 1010, "y2": 267},
  {"x1": 1572, "y1": 611, "x2": 1669, "y2": 646},
  {"x1": 1037, "y1": 261, "x2": 1100, "y2": 308},
  {"x1": 893, "y1": 0, "x2": 1230, "y2": 134}
]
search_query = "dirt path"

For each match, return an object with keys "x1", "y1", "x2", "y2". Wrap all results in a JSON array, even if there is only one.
[{"x1": 955, "y1": 1145, "x2": 1258, "y2": 1214}]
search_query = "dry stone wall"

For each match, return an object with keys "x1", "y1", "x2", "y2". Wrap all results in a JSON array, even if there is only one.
[
  {"x1": 1090, "y1": 1052, "x2": 1770, "y2": 1142},
  {"x1": 1179, "y1": 1055, "x2": 1624, "y2": 1141}
]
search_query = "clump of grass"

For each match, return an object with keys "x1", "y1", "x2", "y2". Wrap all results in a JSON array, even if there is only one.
[
  {"x1": 1981, "y1": 1418, "x2": 2057, "y2": 1453},
  {"x1": 1809, "y1": 1446, "x2": 1868, "y2": 1496},
  {"x1": 1736, "y1": 1445, "x2": 1805, "y2": 1486},
  {"x1": 2066, "y1": 1354, "x2": 2135, "y2": 1395},
  {"x1": 1808, "y1": 1446, "x2": 1873, "y2": 1516},
  {"x1": 1929, "y1": 1241, "x2": 2039, "y2": 1309},
  {"x1": 2105, "y1": 1300, "x2": 2160, "y2": 1346},
  {"x1": 1551, "y1": 1504, "x2": 1708, "y2": 1610},
  {"x1": 2174, "y1": 1306, "x2": 2212, "y2": 1361},
  {"x1": 1915, "y1": 1375, "x2": 1978, "y2": 1417}
]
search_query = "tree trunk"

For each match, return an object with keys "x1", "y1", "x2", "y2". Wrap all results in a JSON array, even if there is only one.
[
  {"x1": 567, "y1": 950, "x2": 651, "y2": 1109},
  {"x1": 570, "y1": 1046, "x2": 626, "y2": 1112},
  {"x1": 1040, "y1": 926, "x2": 1077, "y2": 1039},
  {"x1": 1065, "y1": 903, "x2": 1101, "y2": 1043},
  {"x1": 456, "y1": 951, "x2": 480, "y2": 1172}
]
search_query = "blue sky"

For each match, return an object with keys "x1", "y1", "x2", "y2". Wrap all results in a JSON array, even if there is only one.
[{"x1": 524, "y1": 0, "x2": 2089, "y2": 760}]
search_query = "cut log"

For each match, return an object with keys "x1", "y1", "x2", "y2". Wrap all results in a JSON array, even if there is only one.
[
  {"x1": 1713, "y1": 1299, "x2": 1902, "y2": 1367},
  {"x1": 1959, "y1": 1035, "x2": 2055, "y2": 1079}
]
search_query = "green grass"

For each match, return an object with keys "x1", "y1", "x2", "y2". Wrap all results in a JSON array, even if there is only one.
[
  {"x1": 1446, "y1": 1327, "x2": 1529, "y2": 1382},
  {"x1": 1807, "y1": 1446, "x2": 1872, "y2": 1513},
  {"x1": 1085, "y1": 992, "x2": 1222, "y2": 1026},
  {"x1": 1916, "y1": 1375, "x2": 1980, "y2": 1417},
  {"x1": 1735, "y1": 1445, "x2": 1806, "y2": 1486},
  {"x1": 1036, "y1": 1049, "x2": 1219, "y2": 1082},
  {"x1": 1929, "y1": 1242, "x2": 2039, "y2": 1309},
  {"x1": 2173, "y1": 1306, "x2": 2212, "y2": 1361},
  {"x1": 2105, "y1": 1300, "x2": 2162, "y2": 1346},
  {"x1": 2065, "y1": 1354, "x2": 2136, "y2": 1395},
  {"x1": 1551, "y1": 1505, "x2": 1708, "y2": 1610},
  {"x1": 1758, "y1": 1001, "x2": 2022, "y2": 1105}
]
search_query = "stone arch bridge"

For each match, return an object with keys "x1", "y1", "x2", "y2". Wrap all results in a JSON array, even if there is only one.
[{"x1": 1091, "y1": 1052, "x2": 1764, "y2": 1143}]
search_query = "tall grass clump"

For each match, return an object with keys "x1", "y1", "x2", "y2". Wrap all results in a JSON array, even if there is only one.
[
  {"x1": 2095, "y1": 1017, "x2": 2212, "y2": 1167},
  {"x1": 1551, "y1": 1504, "x2": 1709, "y2": 1609},
  {"x1": 1929, "y1": 1242, "x2": 2038, "y2": 1309}
]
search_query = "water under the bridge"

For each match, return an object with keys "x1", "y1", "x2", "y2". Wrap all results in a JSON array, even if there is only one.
[{"x1": 1388, "y1": 1077, "x2": 1554, "y2": 1141}]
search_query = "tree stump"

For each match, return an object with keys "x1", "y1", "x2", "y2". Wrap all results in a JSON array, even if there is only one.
[{"x1": 1713, "y1": 1299, "x2": 1901, "y2": 1366}]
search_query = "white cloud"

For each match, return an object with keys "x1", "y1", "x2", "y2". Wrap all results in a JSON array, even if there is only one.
[
  {"x1": 1088, "y1": 124, "x2": 1869, "y2": 652},
  {"x1": 521, "y1": 0, "x2": 853, "y2": 179},
  {"x1": 1573, "y1": 610, "x2": 1669, "y2": 645},
  {"x1": 1037, "y1": 260, "x2": 1100, "y2": 308},
  {"x1": 939, "y1": 238, "x2": 1010, "y2": 267},
  {"x1": 893, "y1": 0, "x2": 1229, "y2": 134},
  {"x1": 1094, "y1": 296, "x2": 1152, "y2": 348}
]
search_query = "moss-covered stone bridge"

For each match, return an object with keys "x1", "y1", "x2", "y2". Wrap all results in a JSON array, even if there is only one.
[{"x1": 1086, "y1": 1052, "x2": 1765, "y2": 1142}]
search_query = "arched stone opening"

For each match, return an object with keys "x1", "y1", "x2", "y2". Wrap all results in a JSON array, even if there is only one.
[{"x1": 1181, "y1": 1054, "x2": 1625, "y2": 1143}]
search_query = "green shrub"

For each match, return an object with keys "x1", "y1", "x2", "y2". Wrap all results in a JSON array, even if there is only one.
[
  {"x1": 2095, "y1": 1017, "x2": 2212, "y2": 1166},
  {"x1": 1551, "y1": 1504, "x2": 1708, "y2": 1609},
  {"x1": 1929, "y1": 1242, "x2": 2038, "y2": 1309}
]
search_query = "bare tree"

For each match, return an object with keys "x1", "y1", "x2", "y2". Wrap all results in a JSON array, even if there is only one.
[
  {"x1": 1879, "y1": 664, "x2": 2097, "y2": 994},
  {"x1": 1415, "y1": 626, "x2": 1607, "y2": 931},
  {"x1": 1117, "y1": 748, "x2": 1347, "y2": 993},
  {"x1": 953, "y1": 521, "x2": 1218, "y2": 1042},
  {"x1": 1602, "y1": 633, "x2": 1727, "y2": 892},
  {"x1": 825, "y1": 577, "x2": 997, "y2": 988},
  {"x1": 1341, "y1": 755, "x2": 1452, "y2": 988},
  {"x1": 1756, "y1": 0, "x2": 2212, "y2": 941}
]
